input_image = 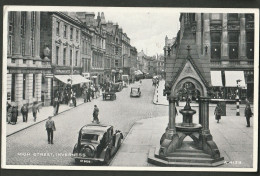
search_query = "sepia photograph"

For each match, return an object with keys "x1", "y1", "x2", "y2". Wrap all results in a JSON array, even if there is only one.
[{"x1": 1, "y1": 6, "x2": 259, "y2": 172}]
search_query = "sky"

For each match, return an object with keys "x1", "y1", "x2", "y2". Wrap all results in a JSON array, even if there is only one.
[{"x1": 84, "y1": 7, "x2": 180, "y2": 56}]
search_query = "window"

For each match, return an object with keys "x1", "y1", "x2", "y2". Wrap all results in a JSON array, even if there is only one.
[
  {"x1": 70, "y1": 49, "x2": 72, "y2": 65},
  {"x1": 211, "y1": 32, "x2": 221, "y2": 59},
  {"x1": 63, "y1": 24, "x2": 67, "y2": 38},
  {"x1": 115, "y1": 60, "x2": 119, "y2": 67},
  {"x1": 21, "y1": 12, "x2": 26, "y2": 56},
  {"x1": 8, "y1": 35, "x2": 12, "y2": 55},
  {"x1": 228, "y1": 33, "x2": 239, "y2": 59},
  {"x1": 245, "y1": 14, "x2": 254, "y2": 21},
  {"x1": 33, "y1": 74, "x2": 35, "y2": 98},
  {"x1": 63, "y1": 48, "x2": 66, "y2": 65},
  {"x1": 211, "y1": 13, "x2": 221, "y2": 20},
  {"x1": 228, "y1": 13, "x2": 238, "y2": 21},
  {"x1": 70, "y1": 27, "x2": 73, "y2": 40},
  {"x1": 23, "y1": 74, "x2": 26, "y2": 100},
  {"x1": 31, "y1": 12, "x2": 36, "y2": 57},
  {"x1": 246, "y1": 32, "x2": 254, "y2": 59},
  {"x1": 56, "y1": 46, "x2": 59, "y2": 65},
  {"x1": 115, "y1": 47, "x2": 119, "y2": 55},
  {"x1": 75, "y1": 51, "x2": 78, "y2": 66},
  {"x1": 56, "y1": 21, "x2": 60, "y2": 36},
  {"x1": 11, "y1": 74, "x2": 15, "y2": 102},
  {"x1": 76, "y1": 30, "x2": 79, "y2": 42},
  {"x1": 8, "y1": 12, "x2": 14, "y2": 33}
]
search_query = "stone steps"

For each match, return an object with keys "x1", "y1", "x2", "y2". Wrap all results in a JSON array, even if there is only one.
[{"x1": 148, "y1": 147, "x2": 224, "y2": 167}]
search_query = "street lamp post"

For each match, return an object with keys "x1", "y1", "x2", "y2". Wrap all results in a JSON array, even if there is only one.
[
  {"x1": 69, "y1": 54, "x2": 74, "y2": 107},
  {"x1": 111, "y1": 69, "x2": 116, "y2": 83},
  {"x1": 236, "y1": 79, "x2": 241, "y2": 116}
]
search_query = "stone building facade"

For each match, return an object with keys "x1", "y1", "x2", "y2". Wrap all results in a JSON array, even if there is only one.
[
  {"x1": 7, "y1": 11, "x2": 50, "y2": 110},
  {"x1": 40, "y1": 12, "x2": 82, "y2": 105},
  {"x1": 164, "y1": 13, "x2": 255, "y2": 101}
]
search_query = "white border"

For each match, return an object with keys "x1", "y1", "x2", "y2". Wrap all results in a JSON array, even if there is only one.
[{"x1": 2, "y1": 6, "x2": 259, "y2": 172}]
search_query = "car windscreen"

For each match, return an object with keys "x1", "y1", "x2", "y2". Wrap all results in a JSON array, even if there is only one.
[
  {"x1": 81, "y1": 133, "x2": 99, "y2": 142},
  {"x1": 131, "y1": 88, "x2": 138, "y2": 93}
]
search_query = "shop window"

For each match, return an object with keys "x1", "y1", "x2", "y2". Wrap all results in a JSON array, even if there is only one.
[
  {"x1": 31, "y1": 12, "x2": 36, "y2": 57},
  {"x1": 11, "y1": 74, "x2": 15, "y2": 102},
  {"x1": 115, "y1": 60, "x2": 119, "y2": 67},
  {"x1": 23, "y1": 74, "x2": 26, "y2": 100}
]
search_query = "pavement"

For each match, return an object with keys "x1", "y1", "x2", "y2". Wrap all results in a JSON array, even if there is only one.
[
  {"x1": 6, "y1": 95, "x2": 102, "y2": 136},
  {"x1": 110, "y1": 80, "x2": 255, "y2": 168}
]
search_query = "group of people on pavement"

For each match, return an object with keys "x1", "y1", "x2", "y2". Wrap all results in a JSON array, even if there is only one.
[
  {"x1": 6, "y1": 102, "x2": 39, "y2": 125},
  {"x1": 214, "y1": 98, "x2": 253, "y2": 127}
]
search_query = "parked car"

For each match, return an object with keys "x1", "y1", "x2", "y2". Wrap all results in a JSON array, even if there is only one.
[
  {"x1": 130, "y1": 87, "x2": 141, "y2": 97},
  {"x1": 72, "y1": 123, "x2": 123, "y2": 165},
  {"x1": 102, "y1": 92, "x2": 116, "y2": 101}
]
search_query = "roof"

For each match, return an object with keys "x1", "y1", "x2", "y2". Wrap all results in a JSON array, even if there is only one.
[
  {"x1": 80, "y1": 124, "x2": 112, "y2": 134},
  {"x1": 170, "y1": 28, "x2": 211, "y2": 87}
]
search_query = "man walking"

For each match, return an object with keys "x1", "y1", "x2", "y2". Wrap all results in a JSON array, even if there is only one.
[
  {"x1": 92, "y1": 105, "x2": 100, "y2": 123},
  {"x1": 245, "y1": 99, "x2": 253, "y2": 127},
  {"x1": 32, "y1": 102, "x2": 40, "y2": 122},
  {"x1": 45, "y1": 116, "x2": 56, "y2": 144},
  {"x1": 21, "y1": 104, "x2": 28, "y2": 122}
]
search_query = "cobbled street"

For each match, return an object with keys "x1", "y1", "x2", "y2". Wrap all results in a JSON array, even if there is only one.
[{"x1": 6, "y1": 79, "x2": 168, "y2": 165}]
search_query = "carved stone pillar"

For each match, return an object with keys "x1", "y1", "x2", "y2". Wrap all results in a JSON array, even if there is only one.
[
  {"x1": 13, "y1": 12, "x2": 22, "y2": 58},
  {"x1": 203, "y1": 13, "x2": 211, "y2": 56},
  {"x1": 199, "y1": 96, "x2": 210, "y2": 134},
  {"x1": 221, "y1": 13, "x2": 229, "y2": 59},
  {"x1": 168, "y1": 96, "x2": 177, "y2": 136},
  {"x1": 24, "y1": 12, "x2": 32, "y2": 58},
  {"x1": 239, "y1": 14, "x2": 247, "y2": 59}
]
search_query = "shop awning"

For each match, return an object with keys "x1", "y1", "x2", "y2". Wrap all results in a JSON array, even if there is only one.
[
  {"x1": 55, "y1": 75, "x2": 91, "y2": 85},
  {"x1": 135, "y1": 70, "x2": 143, "y2": 75},
  {"x1": 210, "y1": 71, "x2": 223, "y2": 87},
  {"x1": 224, "y1": 71, "x2": 246, "y2": 87}
]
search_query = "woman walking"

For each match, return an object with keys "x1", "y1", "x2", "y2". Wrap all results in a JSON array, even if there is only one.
[
  {"x1": 214, "y1": 103, "x2": 223, "y2": 123},
  {"x1": 11, "y1": 106, "x2": 18, "y2": 125}
]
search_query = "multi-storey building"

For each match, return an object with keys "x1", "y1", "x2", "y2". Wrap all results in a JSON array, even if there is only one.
[
  {"x1": 164, "y1": 13, "x2": 254, "y2": 101},
  {"x1": 76, "y1": 12, "x2": 93, "y2": 79},
  {"x1": 40, "y1": 12, "x2": 83, "y2": 105},
  {"x1": 7, "y1": 11, "x2": 49, "y2": 110}
]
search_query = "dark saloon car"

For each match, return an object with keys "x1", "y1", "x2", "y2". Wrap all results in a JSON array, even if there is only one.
[
  {"x1": 72, "y1": 123, "x2": 123, "y2": 165},
  {"x1": 130, "y1": 87, "x2": 141, "y2": 97}
]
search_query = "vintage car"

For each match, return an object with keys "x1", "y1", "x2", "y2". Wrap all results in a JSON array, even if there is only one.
[
  {"x1": 102, "y1": 92, "x2": 116, "y2": 101},
  {"x1": 130, "y1": 87, "x2": 141, "y2": 97},
  {"x1": 72, "y1": 123, "x2": 123, "y2": 165}
]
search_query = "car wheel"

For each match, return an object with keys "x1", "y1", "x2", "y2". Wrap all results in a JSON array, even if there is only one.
[
  {"x1": 117, "y1": 138, "x2": 122, "y2": 148},
  {"x1": 104, "y1": 151, "x2": 110, "y2": 164}
]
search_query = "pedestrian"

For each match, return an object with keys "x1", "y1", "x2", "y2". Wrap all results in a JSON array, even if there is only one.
[
  {"x1": 53, "y1": 97, "x2": 58, "y2": 115},
  {"x1": 45, "y1": 116, "x2": 56, "y2": 144},
  {"x1": 6, "y1": 102, "x2": 11, "y2": 122},
  {"x1": 92, "y1": 105, "x2": 100, "y2": 123},
  {"x1": 11, "y1": 106, "x2": 18, "y2": 125},
  {"x1": 87, "y1": 89, "x2": 91, "y2": 102},
  {"x1": 244, "y1": 100, "x2": 253, "y2": 127},
  {"x1": 214, "y1": 103, "x2": 223, "y2": 123},
  {"x1": 7, "y1": 105, "x2": 13, "y2": 124},
  {"x1": 72, "y1": 91, "x2": 77, "y2": 107},
  {"x1": 32, "y1": 102, "x2": 40, "y2": 122},
  {"x1": 21, "y1": 103, "x2": 28, "y2": 122},
  {"x1": 56, "y1": 96, "x2": 60, "y2": 115}
]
